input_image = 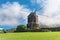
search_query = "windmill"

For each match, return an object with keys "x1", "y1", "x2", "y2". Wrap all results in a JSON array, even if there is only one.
[
  {"x1": 30, "y1": 0, "x2": 50, "y2": 29},
  {"x1": 26, "y1": 0, "x2": 50, "y2": 30}
]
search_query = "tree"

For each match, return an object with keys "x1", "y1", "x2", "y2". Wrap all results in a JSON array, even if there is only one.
[
  {"x1": 3, "y1": 29, "x2": 6, "y2": 33},
  {"x1": 16, "y1": 25, "x2": 27, "y2": 32}
]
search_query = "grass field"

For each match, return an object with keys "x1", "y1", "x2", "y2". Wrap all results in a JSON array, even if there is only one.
[{"x1": 0, "y1": 32, "x2": 60, "y2": 40}]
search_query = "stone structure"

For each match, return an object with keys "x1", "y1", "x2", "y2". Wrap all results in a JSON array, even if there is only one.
[{"x1": 27, "y1": 11, "x2": 39, "y2": 30}]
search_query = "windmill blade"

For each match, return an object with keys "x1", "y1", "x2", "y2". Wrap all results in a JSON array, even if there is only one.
[{"x1": 41, "y1": 15, "x2": 49, "y2": 17}]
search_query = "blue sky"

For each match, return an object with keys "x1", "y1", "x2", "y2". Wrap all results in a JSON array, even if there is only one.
[
  {"x1": 0, "y1": 0, "x2": 41, "y2": 10},
  {"x1": 0, "y1": 0, "x2": 60, "y2": 29},
  {"x1": 0, "y1": 0, "x2": 44, "y2": 30}
]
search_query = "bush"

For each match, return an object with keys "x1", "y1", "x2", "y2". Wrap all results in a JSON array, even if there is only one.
[{"x1": 16, "y1": 25, "x2": 27, "y2": 32}]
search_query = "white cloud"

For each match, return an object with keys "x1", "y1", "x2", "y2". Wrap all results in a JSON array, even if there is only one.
[
  {"x1": 31, "y1": 0, "x2": 60, "y2": 26},
  {"x1": 42, "y1": 0, "x2": 60, "y2": 25},
  {"x1": 0, "y1": 2, "x2": 31, "y2": 25},
  {"x1": 31, "y1": 0, "x2": 47, "y2": 8},
  {"x1": 1, "y1": 0, "x2": 60, "y2": 27}
]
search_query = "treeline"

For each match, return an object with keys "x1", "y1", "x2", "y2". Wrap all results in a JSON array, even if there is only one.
[{"x1": 6, "y1": 24, "x2": 60, "y2": 33}]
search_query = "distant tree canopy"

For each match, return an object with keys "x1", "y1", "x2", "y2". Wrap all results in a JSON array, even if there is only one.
[
  {"x1": 16, "y1": 25, "x2": 27, "y2": 32},
  {"x1": 3, "y1": 29, "x2": 6, "y2": 33},
  {"x1": 0, "y1": 28, "x2": 6, "y2": 33}
]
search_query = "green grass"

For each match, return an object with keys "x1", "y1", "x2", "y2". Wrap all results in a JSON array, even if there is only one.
[{"x1": 0, "y1": 32, "x2": 60, "y2": 40}]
